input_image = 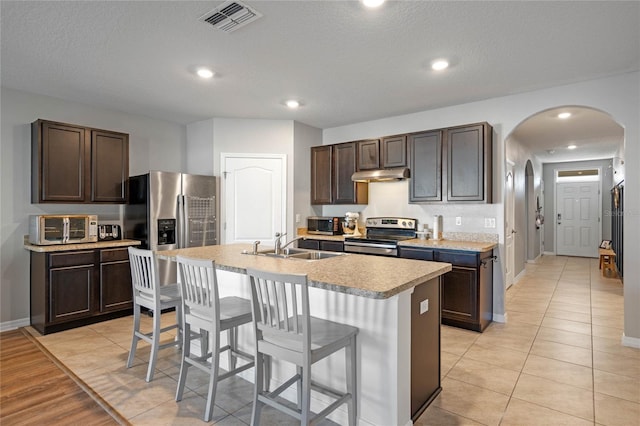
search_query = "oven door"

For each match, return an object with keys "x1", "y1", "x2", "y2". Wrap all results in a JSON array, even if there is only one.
[{"x1": 344, "y1": 241, "x2": 398, "y2": 257}]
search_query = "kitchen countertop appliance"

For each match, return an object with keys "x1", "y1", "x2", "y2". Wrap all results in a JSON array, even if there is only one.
[
  {"x1": 344, "y1": 217, "x2": 417, "y2": 257},
  {"x1": 124, "y1": 171, "x2": 219, "y2": 284}
]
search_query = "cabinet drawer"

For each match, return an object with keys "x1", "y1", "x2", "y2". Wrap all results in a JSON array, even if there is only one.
[
  {"x1": 399, "y1": 247, "x2": 434, "y2": 261},
  {"x1": 50, "y1": 251, "x2": 95, "y2": 268},
  {"x1": 436, "y1": 251, "x2": 478, "y2": 267},
  {"x1": 100, "y1": 248, "x2": 129, "y2": 263},
  {"x1": 298, "y1": 239, "x2": 321, "y2": 250},
  {"x1": 320, "y1": 240, "x2": 344, "y2": 252}
]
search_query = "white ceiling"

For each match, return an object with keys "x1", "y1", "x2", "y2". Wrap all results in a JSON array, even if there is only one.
[{"x1": 1, "y1": 1, "x2": 638, "y2": 161}]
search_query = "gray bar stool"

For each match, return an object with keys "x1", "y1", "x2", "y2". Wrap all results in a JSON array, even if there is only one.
[
  {"x1": 246, "y1": 268, "x2": 358, "y2": 426},
  {"x1": 175, "y1": 255, "x2": 255, "y2": 422},
  {"x1": 126, "y1": 246, "x2": 183, "y2": 382}
]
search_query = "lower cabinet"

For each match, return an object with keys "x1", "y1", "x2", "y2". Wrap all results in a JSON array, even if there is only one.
[
  {"x1": 30, "y1": 247, "x2": 133, "y2": 334},
  {"x1": 399, "y1": 246, "x2": 494, "y2": 332},
  {"x1": 297, "y1": 238, "x2": 344, "y2": 252}
]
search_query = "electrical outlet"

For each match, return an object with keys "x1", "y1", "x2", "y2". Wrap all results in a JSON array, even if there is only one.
[
  {"x1": 455, "y1": 216, "x2": 462, "y2": 226},
  {"x1": 295, "y1": 214, "x2": 301, "y2": 223},
  {"x1": 420, "y1": 299, "x2": 429, "y2": 314},
  {"x1": 484, "y1": 218, "x2": 496, "y2": 228}
]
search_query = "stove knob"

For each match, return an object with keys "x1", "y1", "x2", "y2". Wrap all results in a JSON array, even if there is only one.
[
  {"x1": 402, "y1": 221, "x2": 406, "y2": 227},
  {"x1": 408, "y1": 221, "x2": 414, "y2": 228}
]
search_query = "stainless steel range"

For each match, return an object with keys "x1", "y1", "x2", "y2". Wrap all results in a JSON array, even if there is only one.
[{"x1": 344, "y1": 217, "x2": 417, "y2": 257}]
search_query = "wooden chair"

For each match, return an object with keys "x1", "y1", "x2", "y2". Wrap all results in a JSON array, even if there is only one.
[
  {"x1": 246, "y1": 268, "x2": 359, "y2": 426},
  {"x1": 126, "y1": 247, "x2": 183, "y2": 382},
  {"x1": 175, "y1": 255, "x2": 254, "y2": 422}
]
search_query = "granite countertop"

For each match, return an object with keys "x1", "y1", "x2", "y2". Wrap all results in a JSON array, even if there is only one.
[
  {"x1": 399, "y1": 238, "x2": 498, "y2": 252},
  {"x1": 158, "y1": 243, "x2": 451, "y2": 299},
  {"x1": 24, "y1": 239, "x2": 141, "y2": 252}
]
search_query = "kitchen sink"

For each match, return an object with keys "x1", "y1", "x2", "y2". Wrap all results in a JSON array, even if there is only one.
[{"x1": 256, "y1": 248, "x2": 345, "y2": 260}]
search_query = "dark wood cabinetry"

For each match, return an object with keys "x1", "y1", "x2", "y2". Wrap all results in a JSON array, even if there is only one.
[
  {"x1": 381, "y1": 135, "x2": 407, "y2": 168},
  {"x1": 357, "y1": 136, "x2": 407, "y2": 170},
  {"x1": 409, "y1": 131, "x2": 443, "y2": 202},
  {"x1": 399, "y1": 246, "x2": 494, "y2": 332},
  {"x1": 32, "y1": 119, "x2": 129, "y2": 204},
  {"x1": 357, "y1": 139, "x2": 380, "y2": 170},
  {"x1": 311, "y1": 143, "x2": 367, "y2": 205},
  {"x1": 30, "y1": 247, "x2": 133, "y2": 334},
  {"x1": 409, "y1": 123, "x2": 492, "y2": 204},
  {"x1": 447, "y1": 123, "x2": 492, "y2": 202},
  {"x1": 297, "y1": 238, "x2": 344, "y2": 252}
]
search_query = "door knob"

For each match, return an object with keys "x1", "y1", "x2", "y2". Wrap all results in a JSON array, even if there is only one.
[{"x1": 511, "y1": 229, "x2": 517, "y2": 234}]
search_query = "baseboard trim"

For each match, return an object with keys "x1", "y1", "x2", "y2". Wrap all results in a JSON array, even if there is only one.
[
  {"x1": 622, "y1": 334, "x2": 640, "y2": 349},
  {"x1": 493, "y1": 313, "x2": 507, "y2": 323},
  {"x1": 543, "y1": 251, "x2": 555, "y2": 256},
  {"x1": 514, "y1": 269, "x2": 527, "y2": 284},
  {"x1": 0, "y1": 317, "x2": 30, "y2": 332}
]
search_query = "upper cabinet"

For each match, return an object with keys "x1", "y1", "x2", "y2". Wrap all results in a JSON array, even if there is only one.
[
  {"x1": 381, "y1": 135, "x2": 407, "y2": 168},
  {"x1": 409, "y1": 122, "x2": 492, "y2": 204},
  {"x1": 311, "y1": 143, "x2": 368, "y2": 205},
  {"x1": 408, "y1": 131, "x2": 443, "y2": 202},
  {"x1": 32, "y1": 119, "x2": 129, "y2": 204},
  {"x1": 357, "y1": 136, "x2": 407, "y2": 171}
]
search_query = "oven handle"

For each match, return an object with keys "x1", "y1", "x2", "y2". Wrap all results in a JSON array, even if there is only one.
[{"x1": 344, "y1": 241, "x2": 397, "y2": 250}]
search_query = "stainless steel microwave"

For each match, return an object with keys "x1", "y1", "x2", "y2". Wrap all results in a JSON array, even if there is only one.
[
  {"x1": 28, "y1": 215, "x2": 98, "y2": 245},
  {"x1": 307, "y1": 216, "x2": 343, "y2": 235}
]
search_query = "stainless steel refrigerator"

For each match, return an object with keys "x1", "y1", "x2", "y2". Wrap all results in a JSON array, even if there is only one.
[{"x1": 124, "y1": 171, "x2": 219, "y2": 284}]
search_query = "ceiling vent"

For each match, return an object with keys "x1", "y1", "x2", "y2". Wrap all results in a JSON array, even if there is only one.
[{"x1": 199, "y1": 1, "x2": 263, "y2": 33}]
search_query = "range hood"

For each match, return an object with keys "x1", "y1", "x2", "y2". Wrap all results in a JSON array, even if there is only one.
[{"x1": 351, "y1": 167, "x2": 410, "y2": 182}]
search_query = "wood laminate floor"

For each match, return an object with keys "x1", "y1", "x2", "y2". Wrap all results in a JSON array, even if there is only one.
[{"x1": 0, "y1": 328, "x2": 125, "y2": 425}]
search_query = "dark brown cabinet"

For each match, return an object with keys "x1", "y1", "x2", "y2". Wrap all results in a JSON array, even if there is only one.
[
  {"x1": 32, "y1": 119, "x2": 129, "y2": 204},
  {"x1": 30, "y1": 247, "x2": 133, "y2": 334},
  {"x1": 297, "y1": 238, "x2": 344, "y2": 252},
  {"x1": 409, "y1": 123, "x2": 492, "y2": 204},
  {"x1": 381, "y1": 135, "x2": 407, "y2": 168},
  {"x1": 409, "y1": 131, "x2": 443, "y2": 202},
  {"x1": 447, "y1": 123, "x2": 492, "y2": 202},
  {"x1": 399, "y1": 246, "x2": 494, "y2": 332},
  {"x1": 357, "y1": 136, "x2": 406, "y2": 170},
  {"x1": 311, "y1": 143, "x2": 367, "y2": 205},
  {"x1": 357, "y1": 139, "x2": 380, "y2": 170}
]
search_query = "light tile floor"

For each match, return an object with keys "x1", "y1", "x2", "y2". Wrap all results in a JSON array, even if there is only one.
[{"x1": 27, "y1": 255, "x2": 637, "y2": 425}]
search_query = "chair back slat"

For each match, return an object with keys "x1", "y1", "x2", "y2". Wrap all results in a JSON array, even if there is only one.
[
  {"x1": 128, "y1": 247, "x2": 160, "y2": 301},
  {"x1": 247, "y1": 268, "x2": 310, "y2": 351},
  {"x1": 177, "y1": 255, "x2": 219, "y2": 321}
]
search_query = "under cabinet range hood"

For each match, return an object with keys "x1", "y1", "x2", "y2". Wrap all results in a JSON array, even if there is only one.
[{"x1": 351, "y1": 167, "x2": 410, "y2": 182}]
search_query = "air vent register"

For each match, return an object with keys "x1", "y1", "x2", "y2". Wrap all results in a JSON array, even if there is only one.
[{"x1": 199, "y1": 1, "x2": 263, "y2": 33}]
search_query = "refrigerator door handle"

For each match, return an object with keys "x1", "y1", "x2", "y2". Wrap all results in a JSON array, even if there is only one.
[{"x1": 177, "y1": 194, "x2": 186, "y2": 248}]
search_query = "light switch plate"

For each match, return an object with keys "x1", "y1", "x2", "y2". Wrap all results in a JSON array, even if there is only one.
[
  {"x1": 455, "y1": 216, "x2": 462, "y2": 226},
  {"x1": 420, "y1": 299, "x2": 429, "y2": 314}
]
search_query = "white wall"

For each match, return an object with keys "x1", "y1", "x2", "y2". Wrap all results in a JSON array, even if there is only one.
[
  {"x1": 0, "y1": 87, "x2": 187, "y2": 329},
  {"x1": 293, "y1": 122, "x2": 323, "y2": 228},
  {"x1": 185, "y1": 118, "x2": 214, "y2": 175},
  {"x1": 323, "y1": 72, "x2": 639, "y2": 342}
]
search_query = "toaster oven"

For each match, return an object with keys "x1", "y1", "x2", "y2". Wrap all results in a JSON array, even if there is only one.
[
  {"x1": 29, "y1": 214, "x2": 98, "y2": 245},
  {"x1": 307, "y1": 216, "x2": 343, "y2": 235}
]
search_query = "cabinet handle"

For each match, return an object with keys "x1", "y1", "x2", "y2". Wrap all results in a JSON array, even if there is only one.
[{"x1": 481, "y1": 256, "x2": 498, "y2": 268}]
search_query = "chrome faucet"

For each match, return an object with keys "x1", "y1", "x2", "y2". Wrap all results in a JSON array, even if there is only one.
[
  {"x1": 274, "y1": 232, "x2": 305, "y2": 255},
  {"x1": 252, "y1": 240, "x2": 261, "y2": 255}
]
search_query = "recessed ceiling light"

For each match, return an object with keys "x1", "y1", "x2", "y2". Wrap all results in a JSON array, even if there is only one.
[
  {"x1": 196, "y1": 68, "x2": 214, "y2": 79},
  {"x1": 557, "y1": 112, "x2": 571, "y2": 119},
  {"x1": 362, "y1": 0, "x2": 385, "y2": 8},
  {"x1": 431, "y1": 59, "x2": 449, "y2": 71},
  {"x1": 567, "y1": 144, "x2": 577, "y2": 150},
  {"x1": 285, "y1": 100, "x2": 300, "y2": 109}
]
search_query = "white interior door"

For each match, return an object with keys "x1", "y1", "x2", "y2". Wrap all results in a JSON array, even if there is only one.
[
  {"x1": 556, "y1": 181, "x2": 600, "y2": 257},
  {"x1": 221, "y1": 153, "x2": 286, "y2": 247},
  {"x1": 505, "y1": 162, "x2": 515, "y2": 288}
]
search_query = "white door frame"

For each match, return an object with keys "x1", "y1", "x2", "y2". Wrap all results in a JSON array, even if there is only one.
[
  {"x1": 553, "y1": 166, "x2": 602, "y2": 257},
  {"x1": 220, "y1": 153, "x2": 287, "y2": 245},
  {"x1": 505, "y1": 160, "x2": 516, "y2": 288}
]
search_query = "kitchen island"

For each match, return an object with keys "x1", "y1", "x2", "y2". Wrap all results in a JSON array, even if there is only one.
[{"x1": 159, "y1": 243, "x2": 451, "y2": 426}]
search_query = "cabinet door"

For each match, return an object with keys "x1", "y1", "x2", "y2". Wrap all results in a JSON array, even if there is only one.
[
  {"x1": 311, "y1": 145, "x2": 333, "y2": 204},
  {"x1": 398, "y1": 246, "x2": 434, "y2": 261},
  {"x1": 91, "y1": 130, "x2": 128, "y2": 203},
  {"x1": 333, "y1": 142, "x2": 367, "y2": 204},
  {"x1": 100, "y1": 260, "x2": 133, "y2": 312},
  {"x1": 357, "y1": 139, "x2": 380, "y2": 170},
  {"x1": 382, "y1": 135, "x2": 407, "y2": 168},
  {"x1": 49, "y1": 265, "x2": 94, "y2": 323},
  {"x1": 447, "y1": 123, "x2": 492, "y2": 202},
  {"x1": 409, "y1": 131, "x2": 443, "y2": 202},
  {"x1": 298, "y1": 239, "x2": 320, "y2": 250},
  {"x1": 441, "y1": 266, "x2": 477, "y2": 323},
  {"x1": 35, "y1": 121, "x2": 88, "y2": 202},
  {"x1": 320, "y1": 240, "x2": 344, "y2": 252}
]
